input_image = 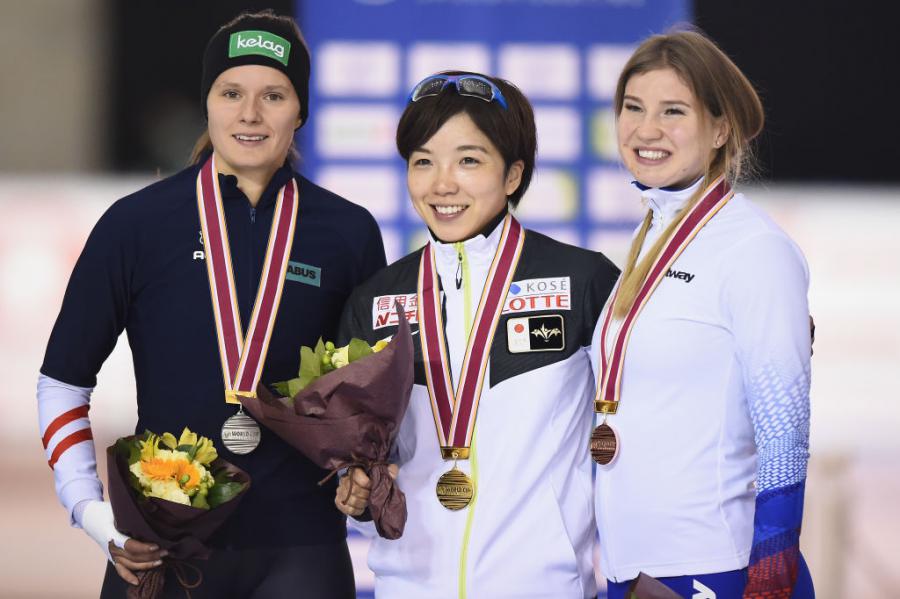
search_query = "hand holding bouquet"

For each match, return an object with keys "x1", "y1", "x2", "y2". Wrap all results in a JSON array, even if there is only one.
[
  {"x1": 107, "y1": 428, "x2": 250, "y2": 599},
  {"x1": 241, "y1": 303, "x2": 414, "y2": 539}
]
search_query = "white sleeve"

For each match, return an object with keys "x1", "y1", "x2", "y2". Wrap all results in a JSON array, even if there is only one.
[
  {"x1": 37, "y1": 373, "x2": 104, "y2": 527},
  {"x1": 721, "y1": 231, "x2": 811, "y2": 494}
]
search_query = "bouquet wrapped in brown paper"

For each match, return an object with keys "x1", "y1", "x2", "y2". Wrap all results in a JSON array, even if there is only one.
[
  {"x1": 240, "y1": 305, "x2": 414, "y2": 539},
  {"x1": 106, "y1": 429, "x2": 250, "y2": 599}
]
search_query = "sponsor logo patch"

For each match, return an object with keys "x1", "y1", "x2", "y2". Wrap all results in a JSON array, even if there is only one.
[
  {"x1": 502, "y1": 276, "x2": 571, "y2": 314},
  {"x1": 229, "y1": 30, "x2": 291, "y2": 66},
  {"x1": 372, "y1": 293, "x2": 418, "y2": 330},
  {"x1": 286, "y1": 261, "x2": 321, "y2": 287},
  {"x1": 506, "y1": 314, "x2": 565, "y2": 353},
  {"x1": 666, "y1": 268, "x2": 695, "y2": 283}
]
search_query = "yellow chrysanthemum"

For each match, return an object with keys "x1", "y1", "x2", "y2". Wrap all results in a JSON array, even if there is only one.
[
  {"x1": 135, "y1": 452, "x2": 204, "y2": 489},
  {"x1": 175, "y1": 460, "x2": 202, "y2": 490},
  {"x1": 141, "y1": 457, "x2": 182, "y2": 481}
]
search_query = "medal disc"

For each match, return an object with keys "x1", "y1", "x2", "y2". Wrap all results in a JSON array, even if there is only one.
[
  {"x1": 589, "y1": 422, "x2": 619, "y2": 465},
  {"x1": 436, "y1": 467, "x2": 474, "y2": 510},
  {"x1": 221, "y1": 411, "x2": 261, "y2": 455}
]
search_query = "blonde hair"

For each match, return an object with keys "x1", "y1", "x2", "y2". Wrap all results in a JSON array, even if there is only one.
[{"x1": 612, "y1": 29, "x2": 764, "y2": 318}]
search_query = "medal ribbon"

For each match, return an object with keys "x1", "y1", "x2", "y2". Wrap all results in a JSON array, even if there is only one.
[
  {"x1": 595, "y1": 175, "x2": 733, "y2": 412},
  {"x1": 196, "y1": 154, "x2": 299, "y2": 402},
  {"x1": 418, "y1": 215, "x2": 525, "y2": 451}
]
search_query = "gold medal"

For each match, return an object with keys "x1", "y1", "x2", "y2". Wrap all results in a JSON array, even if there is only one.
[
  {"x1": 419, "y1": 217, "x2": 525, "y2": 510},
  {"x1": 435, "y1": 465, "x2": 475, "y2": 511},
  {"x1": 436, "y1": 466, "x2": 474, "y2": 510},
  {"x1": 590, "y1": 421, "x2": 619, "y2": 465}
]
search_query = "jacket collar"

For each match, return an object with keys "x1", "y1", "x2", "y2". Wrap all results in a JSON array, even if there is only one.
[
  {"x1": 429, "y1": 209, "x2": 508, "y2": 267},
  {"x1": 201, "y1": 150, "x2": 295, "y2": 209},
  {"x1": 633, "y1": 177, "x2": 704, "y2": 227}
]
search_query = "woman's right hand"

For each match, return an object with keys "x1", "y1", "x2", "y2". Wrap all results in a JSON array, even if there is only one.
[
  {"x1": 81, "y1": 500, "x2": 166, "y2": 585},
  {"x1": 335, "y1": 466, "x2": 372, "y2": 517},
  {"x1": 108, "y1": 538, "x2": 167, "y2": 585},
  {"x1": 334, "y1": 464, "x2": 398, "y2": 517}
]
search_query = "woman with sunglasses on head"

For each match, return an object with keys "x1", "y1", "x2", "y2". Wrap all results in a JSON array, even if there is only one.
[
  {"x1": 333, "y1": 72, "x2": 619, "y2": 598},
  {"x1": 37, "y1": 11, "x2": 384, "y2": 598},
  {"x1": 589, "y1": 30, "x2": 815, "y2": 599}
]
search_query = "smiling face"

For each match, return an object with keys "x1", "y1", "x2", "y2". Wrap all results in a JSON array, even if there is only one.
[
  {"x1": 407, "y1": 112, "x2": 523, "y2": 243},
  {"x1": 617, "y1": 68, "x2": 726, "y2": 189},
  {"x1": 206, "y1": 65, "x2": 301, "y2": 179}
]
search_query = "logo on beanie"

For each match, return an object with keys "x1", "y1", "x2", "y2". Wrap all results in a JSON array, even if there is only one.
[{"x1": 229, "y1": 30, "x2": 291, "y2": 66}]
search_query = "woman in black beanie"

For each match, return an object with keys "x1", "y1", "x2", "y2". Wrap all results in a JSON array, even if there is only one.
[{"x1": 37, "y1": 10, "x2": 384, "y2": 598}]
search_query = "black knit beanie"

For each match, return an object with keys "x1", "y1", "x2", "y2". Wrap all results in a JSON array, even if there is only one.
[{"x1": 200, "y1": 13, "x2": 311, "y2": 126}]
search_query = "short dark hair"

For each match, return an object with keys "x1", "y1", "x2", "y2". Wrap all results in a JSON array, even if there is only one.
[{"x1": 396, "y1": 71, "x2": 536, "y2": 207}]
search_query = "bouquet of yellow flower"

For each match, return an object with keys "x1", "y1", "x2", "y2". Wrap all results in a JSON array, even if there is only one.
[
  {"x1": 123, "y1": 429, "x2": 242, "y2": 509},
  {"x1": 107, "y1": 428, "x2": 250, "y2": 599}
]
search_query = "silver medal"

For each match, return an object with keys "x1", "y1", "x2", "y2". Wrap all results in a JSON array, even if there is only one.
[{"x1": 221, "y1": 407, "x2": 261, "y2": 454}]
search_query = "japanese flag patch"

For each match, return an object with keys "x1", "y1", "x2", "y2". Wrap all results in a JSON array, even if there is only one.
[{"x1": 506, "y1": 314, "x2": 565, "y2": 353}]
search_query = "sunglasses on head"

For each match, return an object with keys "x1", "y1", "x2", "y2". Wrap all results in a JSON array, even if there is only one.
[{"x1": 407, "y1": 74, "x2": 508, "y2": 109}]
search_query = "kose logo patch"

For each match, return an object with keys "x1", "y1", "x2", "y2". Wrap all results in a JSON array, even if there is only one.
[
  {"x1": 503, "y1": 276, "x2": 571, "y2": 314},
  {"x1": 229, "y1": 30, "x2": 291, "y2": 66}
]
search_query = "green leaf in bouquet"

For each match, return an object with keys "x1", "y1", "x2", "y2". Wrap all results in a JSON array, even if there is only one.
[
  {"x1": 272, "y1": 380, "x2": 291, "y2": 397},
  {"x1": 348, "y1": 338, "x2": 374, "y2": 363},
  {"x1": 115, "y1": 437, "x2": 137, "y2": 462},
  {"x1": 176, "y1": 444, "x2": 198, "y2": 461},
  {"x1": 191, "y1": 488, "x2": 210, "y2": 510},
  {"x1": 114, "y1": 437, "x2": 144, "y2": 493},
  {"x1": 208, "y1": 481, "x2": 246, "y2": 508},
  {"x1": 287, "y1": 377, "x2": 304, "y2": 397},
  {"x1": 297, "y1": 345, "x2": 322, "y2": 390}
]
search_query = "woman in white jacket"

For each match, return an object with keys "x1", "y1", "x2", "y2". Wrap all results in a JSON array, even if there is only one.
[
  {"x1": 590, "y1": 30, "x2": 815, "y2": 599},
  {"x1": 334, "y1": 71, "x2": 619, "y2": 598}
]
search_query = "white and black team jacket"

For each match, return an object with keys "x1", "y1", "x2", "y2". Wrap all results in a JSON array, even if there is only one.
[{"x1": 338, "y1": 216, "x2": 618, "y2": 599}]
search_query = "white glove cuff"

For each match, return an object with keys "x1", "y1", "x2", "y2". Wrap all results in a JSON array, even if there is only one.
[{"x1": 81, "y1": 500, "x2": 129, "y2": 562}]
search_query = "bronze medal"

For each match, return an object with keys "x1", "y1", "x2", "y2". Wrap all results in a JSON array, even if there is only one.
[
  {"x1": 590, "y1": 422, "x2": 619, "y2": 465},
  {"x1": 436, "y1": 466, "x2": 474, "y2": 510}
]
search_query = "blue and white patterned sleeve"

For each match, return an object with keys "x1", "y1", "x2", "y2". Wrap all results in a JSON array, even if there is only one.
[{"x1": 723, "y1": 230, "x2": 812, "y2": 599}]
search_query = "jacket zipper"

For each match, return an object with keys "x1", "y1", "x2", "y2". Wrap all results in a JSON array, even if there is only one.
[
  {"x1": 247, "y1": 205, "x2": 257, "y2": 322},
  {"x1": 454, "y1": 241, "x2": 477, "y2": 599}
]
